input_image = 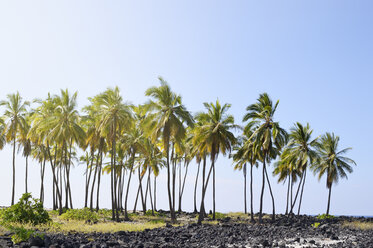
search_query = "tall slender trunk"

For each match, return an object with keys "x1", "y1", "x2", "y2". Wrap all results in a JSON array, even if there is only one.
[
  {"x1": 67, "y1": 141, "x2": 73, "y2": 209},
  {"x1": 90, "y1": 155, "x2": 99, "y2": 210},
  {"x1": 285, "y1": 174, "x2": 290, "y2": 215},
  {"x1": 166, "y1": 143, "x2": 176, "y2": 222},
  {"x1": 243, "y1": 163, "x2": 247, "y2": 214},
  {"x1": 171, "y1": 147, "x2": 176, "y2": 220},
  {"x1": 96, "y1": 148, "x2": 103, "y2": 211},
  {"x1": 259, "y1": 152, "x2": 266, "y2": 224},
  {"x1": 133, "y1": 183, "x2": 140, "y2": 213},
  {"x1": 197, "y1": 157, "x2": 214, "y2": 224},
  {"x1": 250, "y1": 162, "x2": 254, "y2": 223},
  {"x1": 212, "y1": 158, "x2": 216, "y2": 220},
  {"x1": 25, "y1": 155, "x2": 28, "y2": 193},
  {"x1": 290, "y1": 171, "x2": 304, "y2": 214},
  {"x1": 148, "y1": 168, "x2": 154, "y2": 216},
  {"x1": 154, "y1": 175, "x2": 157, "y2": 212},
  {"x1": 178, "y1": 161, "x2": 182, "y2": 212},
  {"x1": 326, "y1": 183, "x2": 332, "y2": 216},
  {"x1": 264, "y1": 165, "x2": 275, "y2": 221},
  {"x1": 297, "y1": 169, "x2": 307, "y2": 215},
  {"x1": 48, "y1": 144, "x2": 62, "y2": 215},
  {"x1": 193, "y1": 162, "x2": 201, "y2": 213},
  {"x1": 124, "y1": 150, "x2": 135, "y2": 220},
  {"x1": 40, "y1": 159, "x2": 46, "y2": 204},
  {"x1": 178, "y1": 162, "x2": 189, "y2": 212},
  {"x1": 11, "y1": 133, "x2": 16, "y2": 206},
  {"x1": 138, "y1": 166, "x2": 146, "y2": 214}
]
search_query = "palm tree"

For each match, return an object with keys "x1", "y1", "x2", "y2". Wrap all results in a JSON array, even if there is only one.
[
  {"x1": 95, "y1": 87, "x2": 132, "y2": 221},
  {"x1": 232, "y1": 125, "x2": 258, "y2": 222},
  {"x1": 282, "y1": 123, "x2": 318, "y2": 215},
  {"x1": 313, "y1": 133, "x2": 356, "y2": 216},
  {"x1": 17, "y1": 116, "x2": 32, "y2": 194},
  {"x1": 143, "y1": 77, "x2": 194, "y2": 222},
  {"x1": 1, "y1": 92, "x2": 30, "y2": 205},
  {"x1": 243, "y1": 93, "x2": 287, "y2": 223},
  {"x1": 194, "y1": 100, "x2": 237, "y2": 223}
]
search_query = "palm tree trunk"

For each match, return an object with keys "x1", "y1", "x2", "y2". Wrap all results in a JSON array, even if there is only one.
[
  {"x1": 171, "y1": 147, "x2": 176, "y2": 221},
  {"x1": 290, "y1": 171, "x2": 304, "y2": 214},
  {"x1": 96, "y1": 148, "x2": 103, "y2": 211},
  {"x1": 154, "y1": 175, "x2": 157, "y2": 212},
  {"x1": 40, "y1": 159, "x2": 46, "y2": 204},
  {"x1": 264, "y1": 165, "x2": 275, "y2": 221},
  {"x1": 133, "y1": 183, "x2": 140, "y2": 213},
  {"x1": 25, "y1": 155, "x2": 28, "y2": 193},
  {"x1": 124, "y1": 150, "x2": 135, "y2": 220},
  {"x1": 197, "y1": 158, "x2": 214, "y2": 224},
  {"x1": 297, "y1": 169, "x2": 307, "y2": 215},
  {"x1": 178, "y1": 161, "x2": 182, "y2": 212},
  {"x1": 90, "y1": 156, "x2": 99, "y2": 210},
  {"x1": 167, "y1": 143, "x2": 176, "y2": 222},
  {"x1": 179, "y1": 162, "x2": 189, "y2": 213},
  {"x1": 193, "y1": 162, "x2": 201, "y2": 213},
  {"x1": 212, "y1": 159, "x2": 216, "y2": 220},
  {"x1": 243, "y1": 163, "x2": 247, "y2": 214},
  {"x1": 11, "y1": 134, "x2": 16, "y2": 206},
  {"x1": 138, "y1": 166, "x2": 146, "y2": 214},
  {"x1": 259, "y1": 154, "x2": 266, "y2": 224},
  {"x1": 148, "y1": 168, "x2": 154, "y2": 216},
  {"x1": 326, "y1": 184, "x2": 332, "y2": 216},
  {"x1": 250, "y1": 162, "x2": 254, "y2": 223},
  {"x1": 285, "y1": 174, "x2": 290, "y2": 215}
]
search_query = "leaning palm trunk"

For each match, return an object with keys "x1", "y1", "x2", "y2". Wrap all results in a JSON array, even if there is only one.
[
  {"x1": 47, "y1": 144, "x2": 63, "y2": 215},
  {"x1": 258, "y1": 153, "x2": 267, "y2": 223},
  {"x1": 193, "y1": 162, "x2": 201, "y2": 213},
  {"x1": 166, "y1": 144, "x2": 176, "y2": 222},
  {"x1": 178, "y1": 161, "x2": 189, "y2": 212},
  {"x1": 138, "y1": 166, "x2": 146, "y2": 214},
  {"x1": 96, "y1": 149, "x2": 103, "y2": 211},
  {"x1": 290, "y1": 171, "x2": 304, "y2": 214},
  {"x1": 212, "y1": 161, "x2": 216, "y2": 220},
  {"x1": 264, "y1": 165, "x2": 276, "y2": 221},
  {"x1": 124, "y1": 150, "x2": 135, "y2": 220},
  {"x1": 197, "y1": 158, "x2": 214, "y2": 224},
  {"x1": 326, "y1": 183, "x2": 332, "y2": 216},
  {"x1": 40, "y1": 159, "x2": 46, "y2": 204},
  {"x1": 297, "y1": 169, "x2": 307, "y2": 215},
  {"x1": 154, "y1": 175, "x2": 157, "y2": 211}
]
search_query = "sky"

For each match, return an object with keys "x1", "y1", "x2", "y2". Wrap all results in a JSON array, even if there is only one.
[{"x1": 0, "y1": 1, "x2": 372, "y2": 216}]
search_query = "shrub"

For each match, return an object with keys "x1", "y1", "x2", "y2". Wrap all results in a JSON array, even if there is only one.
[
  {"x1": 311, "y1": 222, "x2": 321, "y2": 228},
  {"x1": 7, "y1": 226, "x2": 43, "y2": 244},
  {"x1": 1, "y1": 193, "x2": 50, "y2": 225},
  {"x1": 317, "y1": 214, "x2": 335, "y2": 220},
  {"x1": 208, "y1": 212, "x2": 226, "y2": 220},
  {"x1": 60, "y1": 208, "x2": 99, "y2": 222},
  {"x1": 145, "y1": 210, "x2": 165, "y2": 217}
]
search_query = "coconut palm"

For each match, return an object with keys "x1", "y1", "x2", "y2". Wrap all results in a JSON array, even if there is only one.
[
  {"x1": 243, "y1": 93, "x2": 287, "y2": 222},
  {"x1": 282, "y1": 122, "x2": 318, "y2": 215},
  {"x1": 232, "y1": 125, "x2": 258, "y2": 222},
  {"x1": 0, "y1": 92, "x2": 30, "y2": 205},
  {"x1": 95, "y1": 86, "x2": 132, "y2": 221},
  {"x1": 313, "y1": 133, "x2": 356, "y2": 216},
  {"x1": 194, "y1": 100, "x2": 237, "y2": 223},
  {"x1": 143, "y1": 77, "x2": 194, "y2": 222},
  {"x1": 17, "y1": 116, "x2": 32, "y2": 194}
]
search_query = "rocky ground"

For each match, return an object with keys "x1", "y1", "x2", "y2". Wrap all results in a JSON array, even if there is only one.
[{"x1": 1, "y1": 215, "x2": 373, "y2": 248}]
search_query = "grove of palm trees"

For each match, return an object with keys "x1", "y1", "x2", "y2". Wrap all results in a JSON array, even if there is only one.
[{"x1": 0, "y1": 78, "x2": 357, "y2": 225}]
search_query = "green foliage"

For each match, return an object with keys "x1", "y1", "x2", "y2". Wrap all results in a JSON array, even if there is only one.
[
  {"x1": 8, "y1": 226, "x2": 43, "y2": 244},
  {"x1": 317, "y1": 214, "x2": 335, "y2": 220},
  {"x1": 148, "y1": 219, "x2": 165, "y2": 224},
  {"x1": 145, "y1": 210, "x2": 165, "y2": 217},
  {"x1": 97, "y1": 209, "x2": 112, "y2": 218},
  {"x1": 60, "y1": 208, "x2": 99, "y2": 222},
  {"x1": 208, "y1": 212, "x2": 226, "y2": 220},
  {"x1": 311, "y1": 222, "x2": 321, "y2": 228},
  {"x1": 1, "y1": 193, "x2": 50, "y2": 225}
]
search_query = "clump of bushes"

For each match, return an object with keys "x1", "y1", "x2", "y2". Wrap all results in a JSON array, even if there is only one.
[
  {"x1": 60, "y1": 208, "x2": 99, "y2": 222},
  {"x1": 1, "y1": 193, "x2": 50, "y2": 225},
  {"x1": 145, "y1": 210, "x2": 165, "y2": 217}
]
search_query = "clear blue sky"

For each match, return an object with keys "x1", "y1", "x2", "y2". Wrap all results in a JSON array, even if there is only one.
[{"x1": 0, "y1": 1, "x2": 372, "y2": 215}]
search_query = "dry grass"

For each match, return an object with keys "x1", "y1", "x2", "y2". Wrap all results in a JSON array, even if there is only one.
[{"x1": 343, "y1": 221, "x2": 373, "y2": 230}]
